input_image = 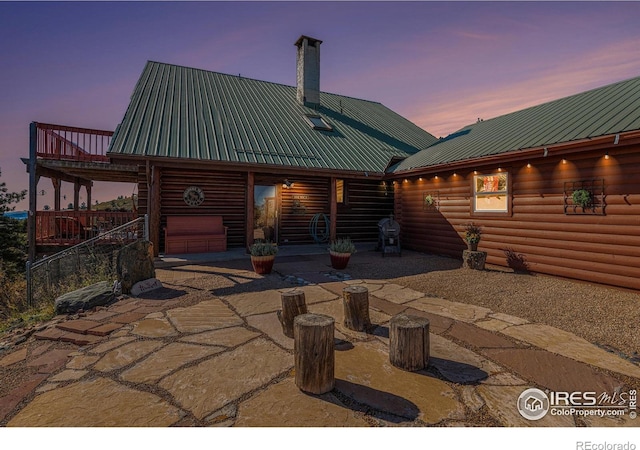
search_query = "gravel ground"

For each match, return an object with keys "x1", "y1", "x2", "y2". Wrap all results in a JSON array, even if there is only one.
[{"x1": 344, "y1": 253, "x2": 640, "y2": 360}]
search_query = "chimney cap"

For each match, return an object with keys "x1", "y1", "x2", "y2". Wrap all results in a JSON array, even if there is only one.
[{"x1": 295, "y1": 35, "x2": 323, "y2": 47}]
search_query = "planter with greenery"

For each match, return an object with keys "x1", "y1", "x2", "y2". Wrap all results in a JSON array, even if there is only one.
[
  {"x1": 464, "y1": 222, "x2": 482, "y2": 251},
  {"x1": 329, "y1": 237, "x2": 357, "y2": 270},
  {"x1": 250, "y1": 241, "x2": 278, "y2": 274},
  {"x1": 572, "y1": 189, "x2": 592, "y2": 209}
]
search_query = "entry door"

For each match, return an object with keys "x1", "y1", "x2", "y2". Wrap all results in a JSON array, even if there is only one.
[{"x1": 254, "y1": 185, "x2": 277, "y2": 243}]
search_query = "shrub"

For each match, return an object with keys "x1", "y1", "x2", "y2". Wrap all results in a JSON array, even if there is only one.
[{"x1": 329, "y1": 237, "x2": 357, "y2": 254}]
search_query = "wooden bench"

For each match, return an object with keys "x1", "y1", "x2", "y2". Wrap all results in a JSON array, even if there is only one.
[{"x1": 164, "y1": 215, "x2": 228, "y2": 255}]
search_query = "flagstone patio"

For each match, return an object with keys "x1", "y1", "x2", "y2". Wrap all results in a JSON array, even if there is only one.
[{"x1": 0, "y1": 249, "x2": 638, "y2": 427}]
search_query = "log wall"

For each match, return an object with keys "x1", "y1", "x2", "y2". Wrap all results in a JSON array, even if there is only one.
[
  {"x1": 275, "y1": 176, "x2": 330, "y2": 245},
  {"x1": 136, "y1": 169, "x2": 394, "y2": 250},
  {"x1": 336, "y1": 180, "x2": 394, "y2": 241},
  {"x1": 138, "y1": 168, "x2": 247, "y2": 250},
  {"x1": 395, "y1": 145, "x2": 640, "y2": 291}
]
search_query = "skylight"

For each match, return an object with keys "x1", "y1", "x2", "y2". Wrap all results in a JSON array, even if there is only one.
[{"x1": 305, "y1": 115, "x2": 333, "y2": 131}]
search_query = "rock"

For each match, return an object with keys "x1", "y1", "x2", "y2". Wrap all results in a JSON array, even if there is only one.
[
  {"x1": 54, "y1": 281, "x2": 116, "y2": 315},
  {"x1": 130, "y1": 278, "x2": 163, "y2": 297},
  {"x1": 117, "y1": 240, "x2": 155, "y2": 294}
]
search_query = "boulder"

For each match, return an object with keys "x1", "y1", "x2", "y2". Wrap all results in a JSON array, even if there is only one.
[
  {"x1": 117, "y1": 240, "x2": 155, "y2": 294},
  {"x1": 54, "y1": 281, "x2": 115, "y2": 315},
  {"x1": 131, "y1": 278, "x2": 163, "y2": 297}
]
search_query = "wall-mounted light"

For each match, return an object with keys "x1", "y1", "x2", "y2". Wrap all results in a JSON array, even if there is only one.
[
  {"x1": 283, "y1": 179, "x2": 294, "y2": 189},
  {"x1": 562, "y1": 159, "x2": 567, "y2": 165},
  {"x1": 403, "y1": 178, "x2": 408, "y2": 183},
  {"x1": 419, "y1": 177, "x2": 423, "y2": 181},
  {"x1": 473, "y1": 170, "x2": 478, "y2": 175},
  {"x1": 605, "y1": 151, "x2": 610, "y2": 160},
  {"x1": 453, "y1": 172, "x2": 457, "y2": 177},
  {"x1": 497, "y1": 167, "x2": 502, "y2": 172},
  {"x1": 526, "y1": 162, "x2": 532, "y2": 168},
  {"x1": 434, "y1": 175, "x2": 439, "y2": 180}
]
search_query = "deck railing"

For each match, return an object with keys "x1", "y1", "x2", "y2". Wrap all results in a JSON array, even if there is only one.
[
  {"x1": 35, "y1": 122, "x2": 113, "y2": 162},
  {"x1": 35, "y1": 210, "x2": 138, "y2": 246}
]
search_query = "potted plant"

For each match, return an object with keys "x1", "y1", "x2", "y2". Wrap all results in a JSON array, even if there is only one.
[
  {"x1": 572, "y1": 189, "x2": 591, "y2": 209},
  {"x1": 329, "y1": 237, "x2": 357, "y2": 270},
  {"x1": 424, "y1": 194, "x2": 435, "y2": 207},
  {"x1": 464, "y1": 222, "x2": 482, "y2": 251},
  {"x1": 250, "y1": 241, "x2": 278, "y2": 274}
]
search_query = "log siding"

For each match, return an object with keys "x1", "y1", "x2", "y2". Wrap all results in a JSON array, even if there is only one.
[{"x1": 395, "y1": 144, "x2": 640, "y2": 290}]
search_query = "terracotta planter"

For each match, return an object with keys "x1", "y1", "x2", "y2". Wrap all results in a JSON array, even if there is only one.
[
  {"x1": 330, "y1": 251, "x2": 351, "y2": 270},
  {"x1": 251, "y1": 255, "x2": 276, "y2": 274},
  {"x1": 467, "y1": 241, "x2": 479, "y2": 251}
]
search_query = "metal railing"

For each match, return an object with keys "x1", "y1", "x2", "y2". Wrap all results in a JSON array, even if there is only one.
[{"x1": 26, "y1": 215, "x2": 148, "y2": 307}]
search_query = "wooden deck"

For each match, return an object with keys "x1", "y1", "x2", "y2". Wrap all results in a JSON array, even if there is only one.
[{"x1": 35, "y1": 210, "x2": 138, "y2": 247}]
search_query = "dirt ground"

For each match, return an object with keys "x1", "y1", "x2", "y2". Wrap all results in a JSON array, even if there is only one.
[{"x1": 343, "y1": 252, "x2": 640, "y2": 361}]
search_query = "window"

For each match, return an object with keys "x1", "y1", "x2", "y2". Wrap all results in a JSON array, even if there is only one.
[
  {"x1": 305, "y1": 115, "x2": 333, "y2": 131},
  {"x1": 473, "y1": 172, "x2": 508, "y2": 212},
  {"x1": 336, "y1": 179, "x2": 345, "y2": 204}
]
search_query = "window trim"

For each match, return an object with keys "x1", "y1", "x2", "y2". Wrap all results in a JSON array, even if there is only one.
[{"x1": 471, "y1": 171, "x2": 512, "y2": 217}]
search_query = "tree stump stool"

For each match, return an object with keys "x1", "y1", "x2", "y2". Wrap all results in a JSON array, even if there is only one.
[
  {"x1": 277, "y1": 289, "x2": 307, "y2": 338},
  {"x1": 389, "y1": 313, "x2": 430, "y2": 371},
  {"x1": 462, "y1": 250, "x2": 487, "y2": 270},
  {"x1": 342, "y1": 285, "x2": 371, "y2": 332},
  {"x1": 294, "y1": 313, "x2": 335, "y2": 394}
]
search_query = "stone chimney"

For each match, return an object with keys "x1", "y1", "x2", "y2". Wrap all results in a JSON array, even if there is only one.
[{"x1": 295, "y1": 35, "x2": 322, "y2": 107}]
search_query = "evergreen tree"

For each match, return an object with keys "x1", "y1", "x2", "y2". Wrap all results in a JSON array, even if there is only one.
[{"x1": 0, "y1": 168, "x2": 27, "y2": 279}]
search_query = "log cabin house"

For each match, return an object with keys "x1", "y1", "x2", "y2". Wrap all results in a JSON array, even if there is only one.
[
  {"x1": 28, "y1": 35, "x2": 640, "y2": 291},
  {"x1": 106, "y1": 36, "x2": 438, "y2": 256}
]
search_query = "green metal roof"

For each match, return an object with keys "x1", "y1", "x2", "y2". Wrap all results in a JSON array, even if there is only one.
[
  {"x1": 108, "y1": 61, "x2": 438, "y2": 173},
  {"x1": 392, "y1": 75, "x2": 640, "y2": 172}
]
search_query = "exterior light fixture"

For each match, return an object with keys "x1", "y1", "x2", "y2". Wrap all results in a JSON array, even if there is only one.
[
  {"x1": 562, "y1": 159, "x2": 567, "y2": 165},
  {"x1": 527, "y1": 162, "x2": 532, "y2": 168},
  {"x1": 434, "y1": 175, "x2": 439, "y2": 180},
  {"x1": 283, "y1": 179, "x2": 294, "y2": 189},
  {"x1": 605, "y1": 152, "x2": 610, "y2": 160}
]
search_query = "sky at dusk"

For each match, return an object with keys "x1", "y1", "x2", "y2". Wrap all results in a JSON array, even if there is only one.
[{"x1": 3, "y1": 1, "x2": 640, "y2": 211}]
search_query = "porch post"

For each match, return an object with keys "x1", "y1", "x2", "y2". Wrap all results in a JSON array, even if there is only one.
[
  {"x1": 86, "y1": 183, "x2": 92, "y2": 211},
  {"x1": 73, "y1": 180, "x2": 80, "y2": 210},
  {"x1": 329, "y1": 177, "x2": 337, "y2": 242},
  {"x1": 149, "y1": 165, "x2": 161, "y2": 257},
  {"x1": 28, "y1": 122, "x2": 37, "y2": 262},
  {"x1": 246, "y1": 171, "x2": 254, "y2": 251},
  {"x1": 52, "y1": 178, "x2": 61, "y2": 211}
]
